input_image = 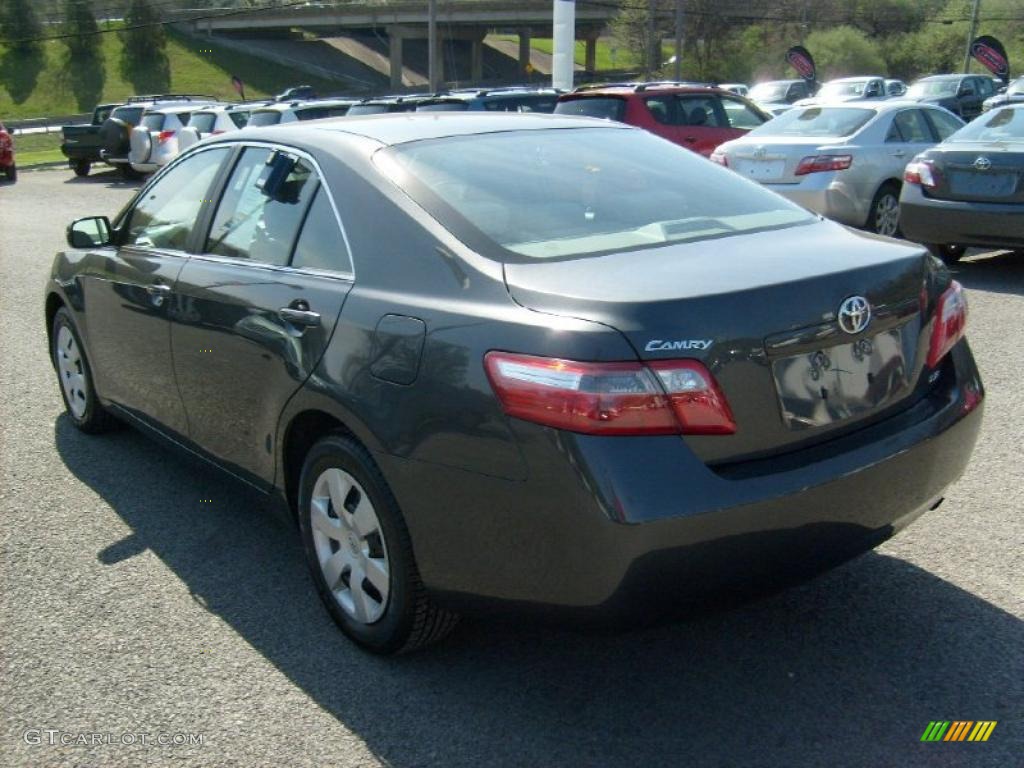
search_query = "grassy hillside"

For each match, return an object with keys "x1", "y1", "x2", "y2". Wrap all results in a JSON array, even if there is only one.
[
  {"x1": 491, "y1": 35, "x2": 641, "y2": 71},
  {"x1": 0, "y1": 28, "x2": 349, "y2": 120}
]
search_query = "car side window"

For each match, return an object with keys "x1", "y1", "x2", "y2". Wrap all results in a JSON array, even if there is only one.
[
  {"x1": 644, "y1": 96, "x2": 674, "y2": 125},
  {"x1": 890, "y1": 110, "x2": 933, "y2": 143},
  {"x1": 789, "y1": 83, "x2": 808, "y2": 102},
  {"x1": 975, "y1": 77, "x2": 992, "y2": 97},
  {"x1": 721, "y1": 97, "x2": 765, "y2": 129},
  {"x1": 290, "y1": 188, "x2": 352, "y2": 274},
  {"x1": 959, "y1": 79, "x2": 976, "y2": 96},
  {"x1": 206, "y1": 147, "x2": 316, "y2": 266},
  {"x1": 676, "y1": 96, "x2": 724, "y2": 127},
  {"x1": 926, "y1": 108, "x2": 965, "y2": 140},
  {"x1": 123, "y1": 147, "x2": 229, "y2": 251}
]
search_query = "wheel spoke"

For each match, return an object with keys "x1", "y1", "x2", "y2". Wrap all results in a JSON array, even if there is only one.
[
  {"x1": 364, "y1": 556, "x2": 389, "y2": 600},
  {"x1": 68, "y1": 373, "x2": 86, "y2": 396},
  {"x1": 321, "y1": 548, "x2": 351, "y2": 591},
  {"x1": 348, "y1": 564, "x2": 371, "y2": 622},
  {"x1": 326, "y1": 469, "x2": 351, "y2": 518},
  {"x1": 310, "y1": 497, "x2": 345, "y2": 541},
  {"x1": 349, "y1": 495, "x2": 378, "y2": 537}
]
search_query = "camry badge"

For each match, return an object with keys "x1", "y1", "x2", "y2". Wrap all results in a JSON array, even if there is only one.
[
  {"x1": 974, "y1": 156, "x2": 992, "y2": 171},
  {"x1": 753, "y1": 146, "x2": 767, "y2": 160},
  {"x1": 837, "y1": 296, "x2": 871, "y2": 335}
]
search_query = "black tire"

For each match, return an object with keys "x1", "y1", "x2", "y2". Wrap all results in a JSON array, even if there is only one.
[
  {"x1": 867, "y1": 182, "x2": 901, "y2": 237},
  {"x1": 119, "y1": 164, "x2": 141, "y2": 180},
  {"x1": 926, "y1": 244, "x2": 967, "y2": 265},
  {"x1": 298, "y1": 434, "x2": 458, "y2": 654},
  {"x1": 73, "y1": 159, "x2": 90, "y2": 177},
  {"x1": 51, "y1": 307, "x2": 116, "y2": 433},
  {"x1": 5, "y1": 163, "x2": 16, "y2": 182}
]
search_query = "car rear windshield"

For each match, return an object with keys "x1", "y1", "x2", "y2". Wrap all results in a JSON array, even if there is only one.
[
  {"x1": 554, "y1": 97, "x2": 627, "y2": 122},
  {"x1": 817, "y1": 80, "x2": 870, "y2": 99},
  {"x1": 247, "y1": 111, "x2": 282, "y2": 127},
  {"x1": 347, "y1": 104, "x2": 391, "y2": 115},
  {"x1": 111, "y1": 106, "x2": 144, "y2": 124},
  {"x1": 946, "y1": 107, "x2": 1024, "y2": 143},
  {"x1": 140, "y1": 113, "x2": 166, "y2": 131},
  {"x1": 378, "y1": 127, "x2": 813, "y2": 261},
  {"x1": 417, "y1": 101, "x2": 470, "y2": 111},
  {"x1": 189, "y1": 113, "x2": 217, "y2": 133},
  {"x1": 748, "y1": 106, "x2": 874, "y2": 138},
  {"x1": 296, "y1": 105, "x2": 351, "y2": 120}
]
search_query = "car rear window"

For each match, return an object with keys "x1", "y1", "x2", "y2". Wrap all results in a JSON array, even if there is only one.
[
  {"x1": 554, "y1": 97, "x2": 627, "y2": 122},
  {"x1": 947, "y1": 107, "x2": 1024, "y2": 143},
  {"x1": 295, "y1": 105, "x2": 350, "y2": 120},
  {"x1": 417, "y1": 101, "x2": 470, "y2": 111},
  {"x1": 140, "y1": 113, "x2": 166, "y2": 131},
  {"x1": 111, "y1": 106, "x2": 144, "y2": 124},
  {"x1": 247, "y1": 111, "x2": 282, "y2": 127},
  {"x1": 228, "y1": 111, "x2": 250, "y2": 129},
  {"x1": 189, "y1": 113, "x2": 217, "y2": 133},
  {"x1": 346, "y1": 104, "x2": 391, "y2": 116},
  {"x1": 379, "y1": 127, "x2": 813, "y2": 261},
  {"x1": 749, "y1": 107, "x2": 875, "y2": 138}
]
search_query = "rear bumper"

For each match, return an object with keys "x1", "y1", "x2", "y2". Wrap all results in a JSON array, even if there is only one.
[
  {"x1": 900, "y1": 184, "x2": 1024, "y2": 249},
  {"x1": 380, "y1": 341, "x2": 983, "y2": 619},
  {"x1": 765, "y1": 175, "x2": 868, "y2": 228}
]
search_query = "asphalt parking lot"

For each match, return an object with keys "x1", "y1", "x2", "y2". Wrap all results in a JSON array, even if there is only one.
[{"x1": 1, "y1": 167, "x2": 1021, "y2": 767}]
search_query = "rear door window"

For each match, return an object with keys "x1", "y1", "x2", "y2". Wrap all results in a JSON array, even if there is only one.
[
  {"x1": 554, "y1": 97, "x2": 626, "y2": 122},
  {"x1": 888, "y1": 109, "x2": 934, "y2": 143},
  {"x1": 205, "y1": 147, "x2": 316, "y2": 266},
  {"x1": 925, "y1": 108, "x2": 965, "y2": 141},
  {"x1": 290, "y1": 189, "x2": 352, "y2": 273},
  {"x1": 676, "y1": 96, "x2": 725, "y2": 127}
]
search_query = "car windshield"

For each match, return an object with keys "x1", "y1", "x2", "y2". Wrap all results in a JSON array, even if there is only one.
[
  {"x1": 379, "y1": 127, "x2": 813, "y2": 260},
  {"x1": 946, "y1": 107, "x2": 1024, "y2": 143},
  {"x1": 746, "y1": 106, "x2": 874, "y2": 138},
  {"x1": 247, "y1": 111, "x2": 282, "y2": 127},
  {"x1": 908, "y1": 79, "x2": 958, "y2": 98},
  {"x1": 818, "y1": 80, "x2": 869, "y2": 98},
  {"x1": 749, "y1": 83, "x2": 787, "y2": 101},
  {"x1": 554, "y1": 97, "x2": 626, "y2": 121},
  {"x1": 189, "y1": 113, "x2": 217, "y2": 133}
]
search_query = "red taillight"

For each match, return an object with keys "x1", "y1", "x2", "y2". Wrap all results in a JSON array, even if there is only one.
[
  {"x1": 927, "y1": 281, "x2": 968, "y2": 368},
  {"x1": 709, "y1": 152, "x2": 729, "y2": 167},
  {"x1": 795, "y1": 154, "x2": 852, "y2": 176},
  {"x1": 157, "y1": 130, "x2": 175, "y2": 143},
  {"x1": 483, "y1": 352, "x2": 735, "y2": 436},
  {"x1": 904, "y1": 159, "x2": 939, "y2": 188}
]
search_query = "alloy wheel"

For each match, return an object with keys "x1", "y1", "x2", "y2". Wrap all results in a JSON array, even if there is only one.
[
  {"x1": 310, "y1": 467, "x2": 390, "y2": 624},
  {"x1": 56, "y1": 326, "x2": 88, "y2": 419},
  {"x1": 874, "y1": 193, "x2": 900, "y2": 237}
]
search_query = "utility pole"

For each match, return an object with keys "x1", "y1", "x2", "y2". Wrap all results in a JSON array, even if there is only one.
[
  {"x1": 963, "y1": 0, "x2": 981, "y2": 73},
  {"x1": 647, "y1": 0, "x2": 657, "y2": 79},
  {"x1": 428, "y1": 0, "x2": 439, "y2": 92},
  {"x1": 674, "y1": 0, "x2": 683, "y2": 82}
]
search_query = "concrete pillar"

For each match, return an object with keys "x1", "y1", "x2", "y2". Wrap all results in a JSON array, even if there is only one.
[
  {"x1": 389, "y1": 28, "x2": 403, "y2": 90},
  {"x1": 518, "y1": 31, "x2": 532, "y2": 79},
  {"x1": 435, "y1": 29, "x2": 445, "y2": 89},
  {"x1": 471, "y1": 36, "x2": 484, "y2": 83},
  {"x1": 585, "y1": 37, "x2": 597, "y2": 73}
]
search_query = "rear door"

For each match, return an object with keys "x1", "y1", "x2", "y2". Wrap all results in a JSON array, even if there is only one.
[
  {"x1": 642, "y1": 94, "x2": 731, "y2": 156},
  {"x1": 885, "y1": 108, "x2": 938, "y2": 173},
  {"x1": 82, "y1": 145, "x2": 232, "y2": 435},
  {"x1": 169, "y1": 144, "x2": 354, "y2": 486}
]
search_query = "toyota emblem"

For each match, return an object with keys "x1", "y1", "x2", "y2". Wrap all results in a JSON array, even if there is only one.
[
  {"x1": 974, "y1": 156, "x2": 992, "y2": 171},
  {"x1": 838, "y1": 296, "x2": 871, "y2": 335}
]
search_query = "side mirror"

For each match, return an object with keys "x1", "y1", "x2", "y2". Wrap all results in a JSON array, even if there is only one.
[{"x1": 66, "y1": 216, "x2": 112, "y2": 249}]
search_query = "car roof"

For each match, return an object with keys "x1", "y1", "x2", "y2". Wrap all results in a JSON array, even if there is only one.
[
  {"x1": 563, "y1": 83, "x2": 718, "y2": 97},
  {"x1": 147, "y1": 105, "x2": 212, "y2": 114},
  {"x1": 824, "y1": 76, "x2": 883, "y2": 83},
  {"x1": 918, "y1": 74, "x2": 966, "y2": 81},
  {"x1": 235, "y1": 112, "x2": 630, "y2": 147}
]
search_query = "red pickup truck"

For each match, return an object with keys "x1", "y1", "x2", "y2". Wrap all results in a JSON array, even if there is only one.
[{"x1": 0, "y1": 122, "x2": 15, "y2": 182}]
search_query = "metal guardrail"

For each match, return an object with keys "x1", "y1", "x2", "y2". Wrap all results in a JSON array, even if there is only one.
[{"x1": 7, "y1": 114, "x2": 90, "y2": 135}]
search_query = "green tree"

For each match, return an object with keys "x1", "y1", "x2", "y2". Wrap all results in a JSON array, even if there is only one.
[
  {"x1": 120, "y1": 0, "x2": 170, "y2": 92},
  {"x1": 63, "y1": 0, "x2": 100, "y2": 59},
  {"x1": 0, "y1": 0, "x2": 44, "y2": 53},
  {"x1": 804, "y1": 25, "x2": 886, "y2": 78}
]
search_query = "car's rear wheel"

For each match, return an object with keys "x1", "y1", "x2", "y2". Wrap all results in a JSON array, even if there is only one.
[
  {"x1": 298, "y1": 434, "x2": 458, "y2": 654},
  {"x1": 4, "y1": 163, "x2": 16, "y2": 182},
  {"x1": 119, "y1": 164, "x2": 141, "y2": 180},
  {"x1": 868, "y1": 183, "x2": 901, "y2": 237},
  {"x1": 72, "y1": 159, "x2": 90, "y2": 177},
  {"x1": 52, "y1": 308, "x2": 115, "y2": 433},
  {"x1": 926, "y1": 244, "x2": 967, "y2": 265}
]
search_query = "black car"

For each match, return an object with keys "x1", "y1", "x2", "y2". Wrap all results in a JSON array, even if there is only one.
[
  {"x1": 982, "y1": 76, "x2": 1024, "y2": 112},
  {"x1": 901, "y1": 104, "x2": 1024, "y2": 262},
  {"x1": 906, "y1": 74, "x2": 998, "y2": 121},
  {"x1": 47, "y1": 114, "x2": 983, "y2": 653}
]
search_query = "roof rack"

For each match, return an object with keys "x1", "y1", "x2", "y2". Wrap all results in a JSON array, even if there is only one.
[{"x1": 126, "y1": 94, "x2": 219, "y2": 103}]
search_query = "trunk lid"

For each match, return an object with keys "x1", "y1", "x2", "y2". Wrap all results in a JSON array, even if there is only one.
[
  {"x1": 504, "y1": 220, "x2": 938, "y2": 464},
  {"x1": 723, "y1": 137, "x2": 846, "y2": 184},
  {"x1": 923, "y1": 142, "x2": 1024, "y2": 203}
]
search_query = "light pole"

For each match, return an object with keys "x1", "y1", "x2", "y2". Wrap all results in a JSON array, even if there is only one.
[
  {"x1": 963, "y1": 0, "x2": 981, "y2": 73},
  {"x1": 428, "y1": 0, "x2": 439, "y2": 92},
  {"x1": 674, "y1": 0, "x2": 683, "y2": 82}
]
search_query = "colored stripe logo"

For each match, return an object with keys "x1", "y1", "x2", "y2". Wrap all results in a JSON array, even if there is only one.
[{"x1": 921, "y1": 721, "x2": 997, "y2": 742}]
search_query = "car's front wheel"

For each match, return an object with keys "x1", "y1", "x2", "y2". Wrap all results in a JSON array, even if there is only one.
[
  {"x1": 869, "y1": 183, "x2": 901, "y2": 237},
  {"x1": 926, "y1": 243, "x2": 967, "y2": 265},
  {"x1": 298, "y1": 435, "x2": 458, "y2": 654},
  {"x1": 4, "y1": 163, "x2": 16, "y2": 182},
  {"x1": 73, "y1": 159, "x2": 90, "y2": 177},
  {"x1": 51, "y1": 307, "x2": 115, "y2": 433}
]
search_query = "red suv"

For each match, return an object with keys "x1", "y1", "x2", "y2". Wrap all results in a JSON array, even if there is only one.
[
  {"x1": 0, "y1": 122, "x2": 15, "y2": 182},
  {"x1": 555, "y1": 83, "x2": 770, "y2": 157}
]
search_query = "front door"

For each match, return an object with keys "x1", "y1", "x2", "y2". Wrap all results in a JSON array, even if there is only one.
[
  {"x1": 82, "y1": 146, "x2": 231, "y2": 435},
  {"x1": 170, "y1": 145, "x2": 353, "y2": 485}
]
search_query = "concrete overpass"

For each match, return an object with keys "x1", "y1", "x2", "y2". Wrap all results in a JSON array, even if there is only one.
[{"x1": 183, "y1": 1, "x2": 620, "y2": 89}]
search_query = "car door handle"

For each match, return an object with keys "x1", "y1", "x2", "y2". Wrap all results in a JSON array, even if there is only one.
[
  {"x1": 278, "y1": 307, "x2": 321, "y2": 327},
  {"x1": 890, "y1": 150, "x2": 907, "y2": 158},
  {"x1": 146, "y1": 282, "x2": 171, "y2": 306},
  {"x1": 683, "y1": 136, "x2": 698, "y2": 142}
]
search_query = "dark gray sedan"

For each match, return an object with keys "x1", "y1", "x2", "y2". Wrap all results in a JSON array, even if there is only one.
[
  {"x1": 901, "y1": 104, "x2": 1024, "y2": 262},
  {"x1": 46, "y1": 114, "x2": 983, "y2": 653}
]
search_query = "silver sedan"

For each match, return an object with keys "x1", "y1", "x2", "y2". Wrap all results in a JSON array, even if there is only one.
[{"x1": 711, "y1": 100, "x2": 965, "y2": 236}]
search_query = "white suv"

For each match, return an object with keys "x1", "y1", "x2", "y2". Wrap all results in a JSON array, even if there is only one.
[
  {"x1": 178, "y1": 103, "x2": 270, "y2": 152},
  {"x1": 129, "y1": 104, "x2": 219, "y2": 173},
  {"x1": 246, "y1": 98, "x2": 357, "y2": 127}
]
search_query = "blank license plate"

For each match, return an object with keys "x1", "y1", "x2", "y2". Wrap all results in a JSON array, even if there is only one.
[
  {"x1": 772, "y1": 329, "x2": 908, "y2": 430},
  {"x1": 950, "y1": 171, "x2": 1017, "y2": 197},
  {"x1": 736, "y1": 159, "x2": 785, "y2": 181}
]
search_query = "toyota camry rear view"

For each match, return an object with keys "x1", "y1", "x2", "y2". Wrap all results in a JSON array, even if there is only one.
[{"x1": 46, "y1": 114, "x2": 983, "y2": 653}]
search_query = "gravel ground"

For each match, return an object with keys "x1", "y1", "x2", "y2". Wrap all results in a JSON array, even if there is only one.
[{"x1": 1, "y1": 168, "x2": 1021, "y2": 767}]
